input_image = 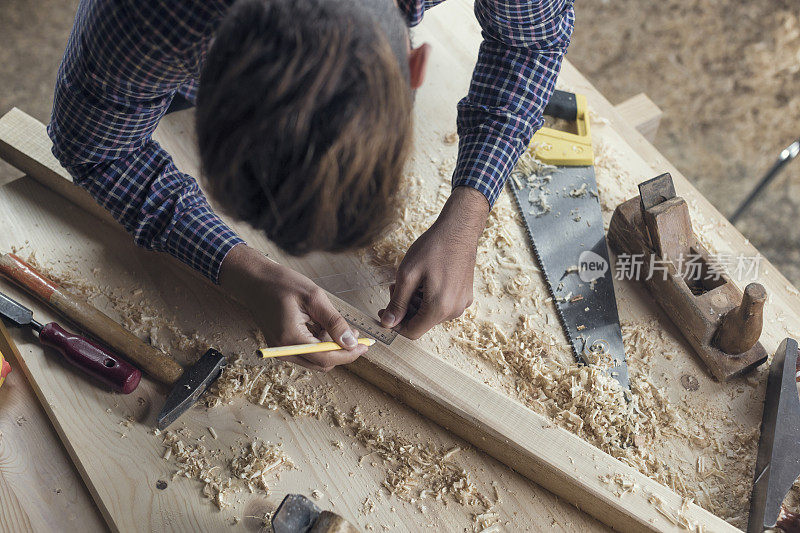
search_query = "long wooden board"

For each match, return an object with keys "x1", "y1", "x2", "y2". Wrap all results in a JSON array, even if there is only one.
[{"x1": 0, "y1": 1, "x2": 794, "y2": 530}]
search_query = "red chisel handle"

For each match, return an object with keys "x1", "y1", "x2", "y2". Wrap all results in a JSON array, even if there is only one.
[{"x1": 39, "y1": 323, "x2": 141, "y2": 394}]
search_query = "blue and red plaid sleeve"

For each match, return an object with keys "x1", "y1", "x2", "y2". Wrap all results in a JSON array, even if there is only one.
[
  {"x1": 455, "y1": 0, "x2": 575, "y2": 207},
  {"x1": 399, "y1": 0, "x2": 575, "y2": 207},
  {"x1": 47, "y1": 0, "x2": 243, "y2": 284}
]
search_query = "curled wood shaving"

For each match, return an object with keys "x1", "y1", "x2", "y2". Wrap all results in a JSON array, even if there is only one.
[
  {"x1": 331, "y1": 406, "x2": 491, "y2": 509},
  {"x1": 472, "y1": 509, "x2": 501, "y2": 533},
  {"x1": 205, "y1": 358, "x2": 321, "y2": 418},
  {"x1": 230, "y1": 440, "x2": 294, "y2": 493}
]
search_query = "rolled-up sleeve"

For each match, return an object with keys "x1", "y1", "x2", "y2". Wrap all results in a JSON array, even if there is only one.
[{"x1": 453, "y1": 0, "x2": 575, "y2": 207}]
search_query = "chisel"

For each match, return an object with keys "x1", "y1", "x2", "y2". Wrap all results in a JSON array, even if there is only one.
[
  {"x1": 0, "y1": 289, "x2": 141, "y2": 393},
  {"x1": 0, "y1": 253, "x2": 224, "y2": 428}
]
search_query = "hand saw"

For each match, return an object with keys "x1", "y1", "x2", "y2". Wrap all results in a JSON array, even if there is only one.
[{"x1": 509, "y1": 89, "x2": 629, "y2": 389}]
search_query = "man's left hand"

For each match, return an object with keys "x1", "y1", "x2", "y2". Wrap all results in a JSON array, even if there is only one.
[{"x1": 379, "y1": 186, "x2": 489, "y2": 339}]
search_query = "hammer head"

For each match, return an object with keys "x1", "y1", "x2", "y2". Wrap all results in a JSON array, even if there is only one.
[
  {"x1": 156, "y1": 348, "x2": 226, "y2": 429},
  {"x1": 272, "y1": 494, "x2": 321, "y2": 533}
]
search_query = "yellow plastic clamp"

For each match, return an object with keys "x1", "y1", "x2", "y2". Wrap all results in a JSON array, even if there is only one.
[{"x1": 530, "y1": 93, "x2": 593, "y2": 166}]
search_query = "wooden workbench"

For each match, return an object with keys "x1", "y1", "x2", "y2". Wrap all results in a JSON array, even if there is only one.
[{"x1": 0, "y1": 1, "x2": 796, "y2": 531}]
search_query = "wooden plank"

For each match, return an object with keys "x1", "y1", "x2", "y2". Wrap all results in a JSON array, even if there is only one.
[
  {"x1": 0, "y1": 69, "x2": 736, "y2": 533},
  {"x1": 0, "y1": 108, "x2": 116, "y2": 226},
  {"x1": 0, "y1": 320, "x2": 106, "y2": 532},
  {"x1": 615, "y1": 93, "x2": 663, "y2": 143}
]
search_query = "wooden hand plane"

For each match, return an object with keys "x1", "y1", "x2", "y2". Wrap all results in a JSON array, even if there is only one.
[{"x1": 608, "y1": 173, "x2": 768, "y2": 380}]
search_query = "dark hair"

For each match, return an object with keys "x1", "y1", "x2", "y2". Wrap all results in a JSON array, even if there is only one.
[{"x1": 197, "y1": 0, "x2": 413, "y2": 255}]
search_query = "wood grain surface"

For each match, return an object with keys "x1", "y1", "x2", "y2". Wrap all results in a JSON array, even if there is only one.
[
  {"x1": 0, "y1": 320, "x2": 106, "y2": 532},
  {"x1": 0, "y1": 1, "x2": 797, "y2": 531}
]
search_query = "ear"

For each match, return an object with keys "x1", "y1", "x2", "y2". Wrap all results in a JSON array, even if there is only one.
[{"x1": 408, "y1": 43, "x2": 430, "y2": 90}]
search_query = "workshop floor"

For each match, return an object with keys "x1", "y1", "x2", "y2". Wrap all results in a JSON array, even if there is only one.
[{"x1": 2, "y1": 0, "x2": 799, "y2": 284}]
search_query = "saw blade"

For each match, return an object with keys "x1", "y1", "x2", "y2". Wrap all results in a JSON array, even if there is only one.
[{"x1": 510, "y1": 165, "x2": 629, "y2": 389}]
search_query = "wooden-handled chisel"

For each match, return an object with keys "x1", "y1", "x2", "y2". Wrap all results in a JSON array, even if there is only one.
[
  {"x1": 0, "y1": 253, "x2": 184, "y2": 384},
  {"x1": 0, "y1": 289, "x2": 141, "y2": 393},
  {"x1": 0, "y1": 253, "x2": 225, "y2": 428}
]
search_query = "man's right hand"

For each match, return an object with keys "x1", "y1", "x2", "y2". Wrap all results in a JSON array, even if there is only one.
[{"x1": 219, "y1": 244, "x2": 368, "y2": 371}]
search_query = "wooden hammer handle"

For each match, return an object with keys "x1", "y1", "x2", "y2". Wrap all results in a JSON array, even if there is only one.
[{"x1": 0, "y1": 253, "x2": 183, "y2": 385}]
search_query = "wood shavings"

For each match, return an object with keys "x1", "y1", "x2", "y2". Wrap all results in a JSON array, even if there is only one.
[
  {"x1": 230, "y1": 440, "x2": 294, "y2": 493},
  {"x1": 449, "y1": 310, "x2": 635, "y2": 450},
  {"x1": 645, "y1": 492, "x2": 701, "y2": 532},
  {"x1": 161, "y1": 428, "x2": 236, "y2": 509},
  {"x1": 243, "y1": 511, "x2": 274, "y2": 529},
  {"x1": 330, "y1": 406, "x2": 492, "y2": 511},
  {"x1": 205, "y1": 358, "x2": 323, "y2": 418},
  {"x1": 569, "y1": 183, "x2": 589, "y2": 198},
  {"x1": 160, "y1": 428, "x2": 294, "y2": 509},
  {"x1": 472, "y1": 509, "x2": 501, "y2": 532},
  {"x1": 361, "y1": 497, "x2": 376, "y2": 515},
  {"x1": 599, "y1": 472, "x2": 639, "y2": 497},
  {"x1": 368, "y1": 173, "x2": 448, "y2": 269}
]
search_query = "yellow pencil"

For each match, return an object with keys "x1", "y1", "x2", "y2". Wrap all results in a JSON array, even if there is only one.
[{"x1": 258, "y1": 338, "x2": 376, "y2": 358}]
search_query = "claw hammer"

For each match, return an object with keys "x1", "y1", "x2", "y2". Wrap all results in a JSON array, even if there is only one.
[{"x1": 0, "y1": 253, "x2": 225, "y2": 428}]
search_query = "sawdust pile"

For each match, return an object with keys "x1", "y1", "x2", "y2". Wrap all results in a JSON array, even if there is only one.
[
  {"x1": 331, "y1": 405, "x2": 491, "y2": 509},
  {"x1": 230, "y1": 440, "x2": 295, "y2": 493},
  {"x1": 160, "y1": 426, "x2": 294, "y2": 510},
  {"x1": 207, "y1": 357, "x2": 495, "y2": 512},
  {"x1": 449, "y1": 311, "x2": 636, "y2": 449}
]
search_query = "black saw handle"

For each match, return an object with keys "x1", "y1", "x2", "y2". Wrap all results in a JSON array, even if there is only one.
[{"x1": 543, "y1": 90, "x2": 578, "y2": 121}]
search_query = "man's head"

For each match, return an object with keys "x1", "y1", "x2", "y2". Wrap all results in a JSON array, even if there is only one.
[{"x1": 197, "y1": 0, "x2": 429, "y2": 256}]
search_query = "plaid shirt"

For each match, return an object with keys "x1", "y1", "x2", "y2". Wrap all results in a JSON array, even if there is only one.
[{"x1": 49, "y1": 0, "x2": 574, "y2": 283}]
